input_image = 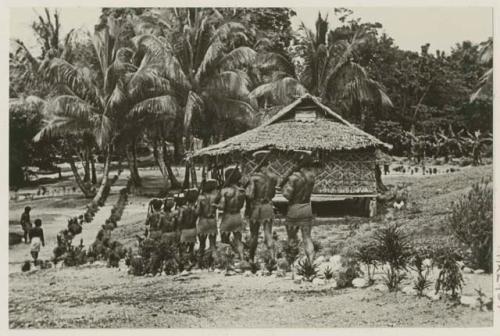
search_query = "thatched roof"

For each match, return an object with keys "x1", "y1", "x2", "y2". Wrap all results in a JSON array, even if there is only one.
[{"x1": 193, "y1": 94, "x2": 391, "y2": 158}]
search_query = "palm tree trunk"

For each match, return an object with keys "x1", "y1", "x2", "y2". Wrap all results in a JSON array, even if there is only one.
[
  {"x1": 90, "y1": 154, "x2": 97, "y2": 184},
  {"x1": 83, "y1": 149, "x2": 91, "y2": 182},
  {"x1": 67, "y1": 155, "x2": 94, "y2": 198},
  {"x1": 162, "y1": 142, "x2": 181, "y2": 189},
  {"x1": 126, "y1": 142, "x2": 141, "y2": 187},
  {"x1": 92, "y1": 147, "x2": 111, "y2": 205}
]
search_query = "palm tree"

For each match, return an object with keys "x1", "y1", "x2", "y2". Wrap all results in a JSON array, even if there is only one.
[
  {"x1": 470, "y1": 37, "x2": 493, "y2": 102},
  {"x1": 250, "y1": 13, "x2": 392, "y2": 129},
  {"x1": 130, "y1": 8, "x2": 258, "y2": 150},
  {"x1": 34, "y1": 16, "x2": 137, "y2": 202}
]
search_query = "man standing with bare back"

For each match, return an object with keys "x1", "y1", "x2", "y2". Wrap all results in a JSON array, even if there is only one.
[
  {"x1": 246, "y1": 150, "x2": 278, "y2": 262},
  {"x1": 218, "y1": 167, "x2": 246, "y2": 262},
  {"x1": 281, "y1": 151, "x2": 317, "y2": 262}
]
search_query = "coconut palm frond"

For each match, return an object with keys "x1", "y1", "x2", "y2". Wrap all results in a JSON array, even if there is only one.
[
  {"x1": 219, "y1": 46, "x2": 257, "y2": 71},
  {"x1": 204, "y1": 71, "x2": 252, "y2": 100},
  {"x1": 34, "y1": 95, "x2": 99, "y2": 141},
  {"x1": 249, "y1": 77, "x2": 307, "y2": 105},
  {"x1": 128, "y1": 95, "x2": 179, "y2": 123},
  {"x1": 183, "y1": 91, "x2": 205, "y2": 131},
  {"x1": 195, "y1": 39, "x2": 225, "y2": 83},
  {"x1": 42, "y1": 58, "x2": 101, "y2": 108},
  {"x1": 470, "y1": 68, "x2": 493, "y2": 102},
  {"x1": 256, "y1": 52, "x2": 296, "y2": 75}
]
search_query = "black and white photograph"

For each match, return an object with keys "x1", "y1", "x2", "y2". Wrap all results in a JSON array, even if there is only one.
[{"x1": 5, "y1": 1, "x2": 496, "y2": 330}]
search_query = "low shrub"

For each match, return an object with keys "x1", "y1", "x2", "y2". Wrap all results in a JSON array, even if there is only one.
[
  {"x1": 323, "y1": 266, "x2": 334, "y2": 280},
  {"x1": 336, "y1": 257, "x2": 362, "y2": 288},
  {"x1": 410, "y1": 252, "x2": 433, "y2": 297},
  {"x1": 433, "y1": 247, "x2": 464, "y2": 300},
  {"x1": 447, "y1": 179, "x2": 493, "y2": 272},
  {"x1": 372, "y1": 223, "x2": 412, "y2": 291},
  {"x1": 296, "y1": 257, "x2": 319, "y2": 282}
]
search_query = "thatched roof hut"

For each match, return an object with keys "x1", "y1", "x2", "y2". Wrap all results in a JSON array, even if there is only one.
[{"x1": 193, "y1": 94, "x2": 391, "y2": 205}]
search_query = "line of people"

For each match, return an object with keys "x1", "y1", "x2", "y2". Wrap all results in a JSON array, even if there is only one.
[{"x1": 139, "y1": 149, "x2": 319, "y2": 273}]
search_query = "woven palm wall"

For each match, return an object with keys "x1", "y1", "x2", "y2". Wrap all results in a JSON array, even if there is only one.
[{"x1": 240, "y1": 150, "x2": 377, "y2": 194}]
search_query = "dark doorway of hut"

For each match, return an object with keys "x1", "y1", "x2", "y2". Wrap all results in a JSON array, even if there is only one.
[{"x1": 273, "y1": 198, "x2": 376, "y2": 219}]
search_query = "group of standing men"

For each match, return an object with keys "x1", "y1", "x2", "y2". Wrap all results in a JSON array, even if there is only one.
[{"x1": 143, "y1": 149, "x2": 318, "y2": 269}]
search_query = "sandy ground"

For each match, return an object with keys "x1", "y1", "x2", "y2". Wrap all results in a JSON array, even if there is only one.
[{"x1": 8, "y1": 164, "x2": 494, "y2": 328}]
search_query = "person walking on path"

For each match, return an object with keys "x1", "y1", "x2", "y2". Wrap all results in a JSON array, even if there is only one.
[
  {"x1": 20, "y1": 206, "x2": 32, "y2": 244},
  {"x1": 29, "y1": 219, "x2": 45, "y2": 265}
]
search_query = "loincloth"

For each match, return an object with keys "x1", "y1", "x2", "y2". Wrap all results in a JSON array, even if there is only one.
[
  {"x1": 30, "y1": 237, "x2": 41, "y2": 252},
  {"x1": 250, "y1": 202, "x2": 274, "y2": 222},
  {"x1": 220, "y1": 212, "x2": 244, "y2": 233},
  {"x1": 149, "y1": 230, "x2": 162, "y2": 241},
  {"x1": 285, "y1": 203, "x2": 313, "y2": 227},
  {"x1": 160, "y1": 232, "x2": 178, "y2": 245},
  {"x1": 180, "y1": 228, "x2": 197, "y2": 243},
  {"x1": 197, "y1": 217, "x2": 217, "y2": 235}
]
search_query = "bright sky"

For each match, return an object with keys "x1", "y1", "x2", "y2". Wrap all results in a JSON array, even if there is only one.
[{"x1": 10, "y1": 7, "x2": 493, "y2": 56}]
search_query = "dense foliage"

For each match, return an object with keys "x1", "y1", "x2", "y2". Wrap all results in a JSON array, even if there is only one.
[
  {"x1": 447, "y1": 179, "x2": 493, "y2": 272},
  {"x1": 9, "y1": 7, "x2": 493, "y2": 191}
]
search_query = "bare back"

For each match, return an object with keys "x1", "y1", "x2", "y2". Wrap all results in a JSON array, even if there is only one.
[
  {"x1": 220, "y1": 186, "x2": 246, "y2": 214},
  {"x1": 282, "y1": 168, "x2": 315, "y2": 205}
]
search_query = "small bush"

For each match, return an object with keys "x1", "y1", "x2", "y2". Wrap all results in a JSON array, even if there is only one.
[
  {"x1": 447, "y1": 179, "x2": 493, "y2": 272},
  {"x1": 373, "y1": 223, "x2": 412, "y2": 291},
  {"x1": 312, "y1": 240, "x2": 322, "y2": 254},
  {"x1": 296, "y1": 258, "x2": 319, "y2": 282},
  {"x1": 323, "y1": 266, "x2": 334, "y2": 280},
  {"x1": 433, "y1": 247, "x2": 464, "y2": 299},
  {"x1": 410, "y1": 253, "x2": 433, "y2": 297},
  {"x1": 336, "y1": 258, "x2": 362, "y2": 288},
  {"x1": 259, "y1": 249, "x2": 277, "y2": 274}
]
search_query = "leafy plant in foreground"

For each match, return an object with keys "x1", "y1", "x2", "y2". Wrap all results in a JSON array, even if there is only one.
[
  {"x1": 433, "y1": 247, "x2": 464, "y2": 300},
  {"x1": 296, "y1": 258, "x2": 319, "y2": 282},
  {"x1": 447, "y1": 179, "x2": 493, "y2": 272},
  {"x1": 373, "y1": 223, "x2": 412, "y2": 291}
]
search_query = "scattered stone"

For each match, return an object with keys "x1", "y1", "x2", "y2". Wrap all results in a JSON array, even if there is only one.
[
  {"x1": 473, "y1": 269, "x2": 485, "y2": 274},
  {"x1": 277, "y1": 296, "x2": 286, "y2": 303},
  {"x1": 329, "y1": 255, "x2": 342, "y2": 265},
  {"x1": 373, "y1": 284, "x2": 389, "y2": 292},
  {"x1": 352, "y1": 278, "x2": 368, "y2": 288},
  {"x1": 325, "y1": 279, "x2": 338, "y2": 289},
  {"x1": 255, "y1": 270, "x2": 264, "y2": 277},
  {"x1": 180, "y1": 270, "x2": 191, "y2": 276},
  {"x1": 402, "y1": 286, "x2": 417, "y2": 296},
  {"x1": 312, "y1": 278, "x2": 325, "y2": 285},
  {"x1": 460, "y1": 295, "x2": 480, "y2": 308},
  {"x1": 462, "y1": 267, "x2": 473, "y2": 274},
  {"x1": 424, "y1": 291, "x2": 441, "y2": 301},
  {"x1": 214, "y1": 269, "x2": 222, "y2": 274},
  {"x1": 244, "y1": 270, "x2": 252, "y2": 277},
  {"x1": 225, "y1": 270, "x2": 235, "y2": 276},
  {"x1": 315, "y1": 256, "x2": 326, "y2": 264}
]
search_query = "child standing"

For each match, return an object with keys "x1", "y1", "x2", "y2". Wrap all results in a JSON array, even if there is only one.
[{"x1": 29, "y1": 219, "x2": 45, "y2": 265}]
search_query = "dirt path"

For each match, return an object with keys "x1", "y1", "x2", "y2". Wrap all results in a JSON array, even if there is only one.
[
  {"x1": 9, "y1": 183, "x2": 124, "y2": 274},
  {"x1": 8, "y1": 265, "x2": 492, "y2": 328}
]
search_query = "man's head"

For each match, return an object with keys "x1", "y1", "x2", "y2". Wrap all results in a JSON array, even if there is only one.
[
  {"x1": 202, "y1": 179, "x2": 218, "y2": 193},
  {"x1": 149, "y1": 198, "x2": 163, "y2": 212},
  {"x1": 225, "y1": 167, "x2": 242, "y2": 185},
  {"x1": 34, "y1": 219, "x2": 42, "y2": 227},
  {"x1": 174, "y1": 193, "x2": 186, "y2": 207},
  {"x1": 24, "y1": 206, "x2": 31, "y2": 213},
  {"x1": 185, "y1": 188, "x2": 199, "y2": 203},
  {"x1": 163, "y1": 197, "x2": 175, "y2": 211}
]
